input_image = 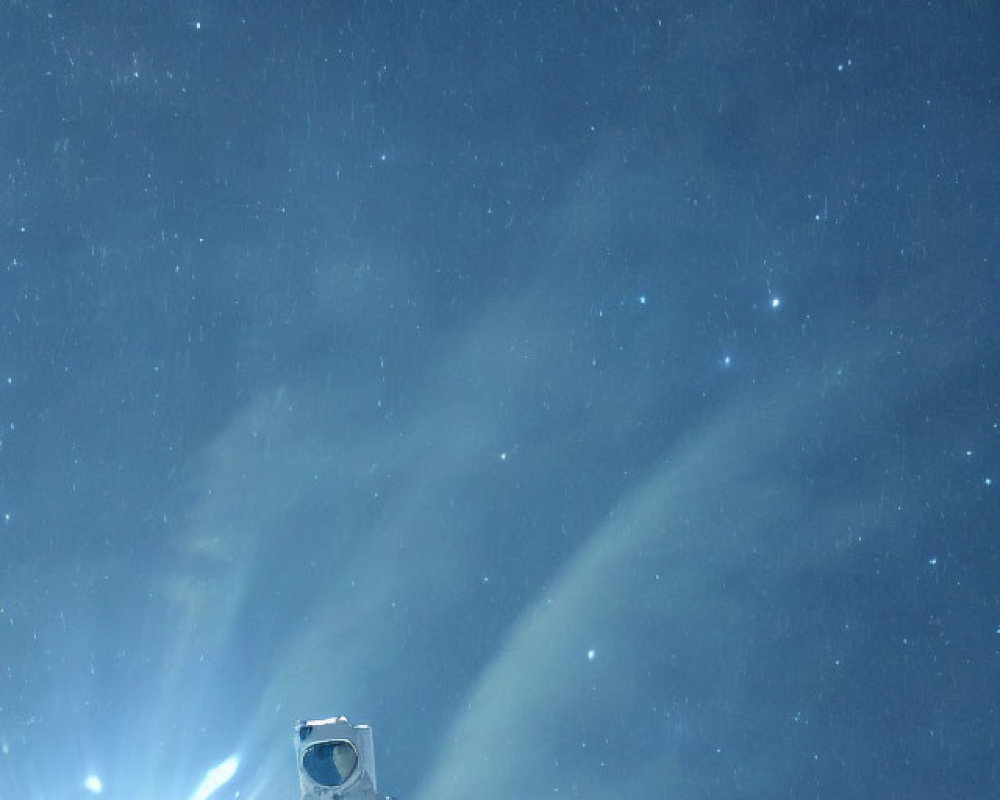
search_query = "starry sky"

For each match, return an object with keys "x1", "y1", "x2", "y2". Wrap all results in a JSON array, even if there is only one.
[{"x1": 0, "y1": 2, "x2": 998, "y2": 798}]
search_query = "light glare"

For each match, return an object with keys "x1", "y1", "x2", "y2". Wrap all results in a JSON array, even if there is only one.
[{"x1": 189, "y1": 755, "x2": 239, "y2": 800}]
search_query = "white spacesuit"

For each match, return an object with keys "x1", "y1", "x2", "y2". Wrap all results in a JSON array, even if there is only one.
[{"x1": 295, "y1": 716, "x2": 393, "y2": 800}]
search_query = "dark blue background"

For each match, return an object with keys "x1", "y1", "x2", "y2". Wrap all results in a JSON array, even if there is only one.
[{"x1": 1, "y1": 2, "x2": 997, "y2": 798}]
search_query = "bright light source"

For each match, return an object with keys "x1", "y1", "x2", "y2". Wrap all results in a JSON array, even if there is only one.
[
  {"x1": 189, "y1": 755, "x2": 239, "y2": 800},
  {"x1": 83, "y1": 774, "x2": 103, "y2": 794}
]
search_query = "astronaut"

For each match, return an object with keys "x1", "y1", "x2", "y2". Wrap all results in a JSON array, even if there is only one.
[{"x1": 295, "y1": 716, "x2": 394, "y2": 800}]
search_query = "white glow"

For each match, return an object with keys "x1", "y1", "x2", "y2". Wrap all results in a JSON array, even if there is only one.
[
  {"x1": 84, "y1": 774, "x2": 103, "y2": 794},
  {"x1": 189, "y1": 755, "x2": 239, "y2": 800}
]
